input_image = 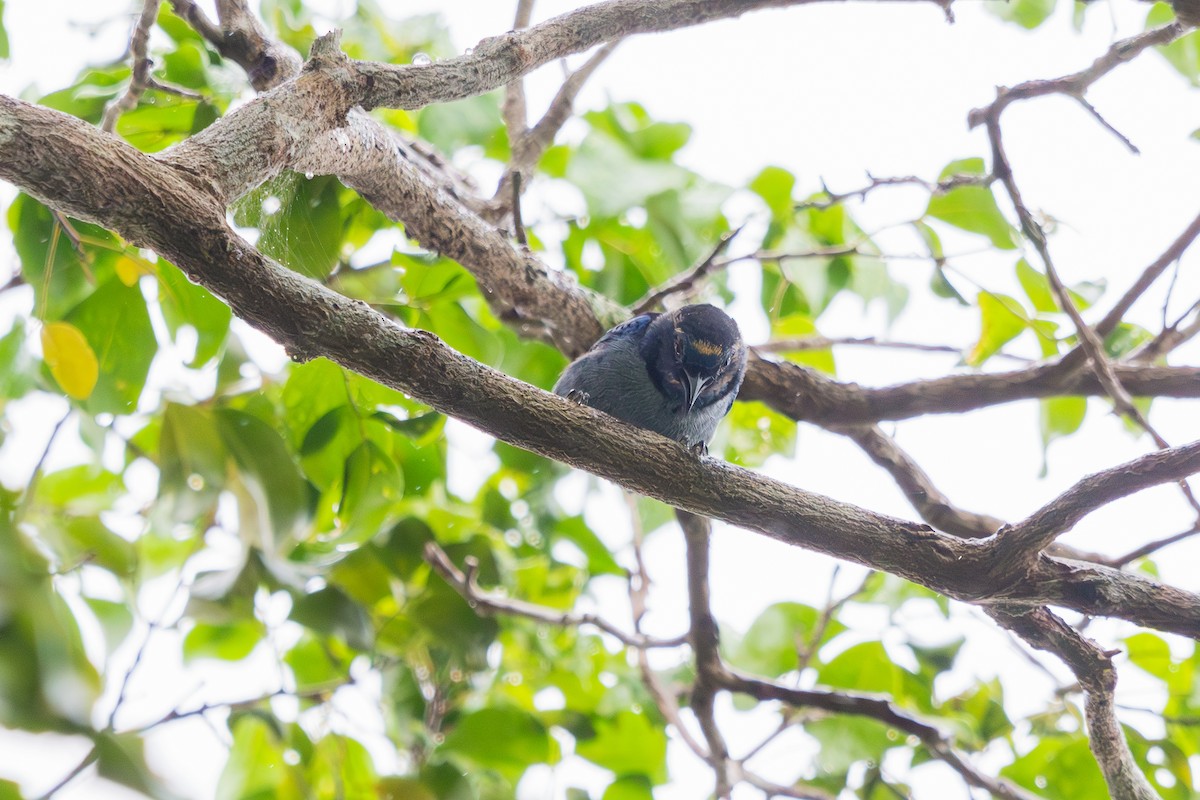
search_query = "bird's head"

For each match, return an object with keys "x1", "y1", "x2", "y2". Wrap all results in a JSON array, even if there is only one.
[{"x1": 642, "y1": 304, "x2": 746, "y2": 413}]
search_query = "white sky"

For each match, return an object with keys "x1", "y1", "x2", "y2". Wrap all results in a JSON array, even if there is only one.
[{"x1": 1, "y1": 1, "x2": 1199, "y2": 798}]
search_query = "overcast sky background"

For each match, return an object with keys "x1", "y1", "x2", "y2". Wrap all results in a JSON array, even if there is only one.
[{"x1": 1, "y1": 0, "x2": 1199, "y2": 797}]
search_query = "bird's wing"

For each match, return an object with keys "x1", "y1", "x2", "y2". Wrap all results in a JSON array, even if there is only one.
[{"x1": 590, "y1": 313, "x2": 658, "y2": 352}]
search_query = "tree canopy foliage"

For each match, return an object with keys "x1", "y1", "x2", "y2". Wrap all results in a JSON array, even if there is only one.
[{"x1": 1, "y1": 1, "x2": 1200, "y2": 799}]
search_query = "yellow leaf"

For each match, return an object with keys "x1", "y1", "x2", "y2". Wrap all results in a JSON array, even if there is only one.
[
  {"x1": 41, "y1": 321, "x2": 99, "y2": 399},
  {"x1": 114, "y1": 255, "x2": 142, "y2": 287}
]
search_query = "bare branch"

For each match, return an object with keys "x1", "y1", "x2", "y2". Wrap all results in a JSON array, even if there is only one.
[
  {"x1": 424, "y1": 541, "x2": 686, "y2": 649},
  {"x1": 633, "y1": 225, "x2": 744, "y2": 314},
  {"x1": 1094, "y1": 209, "x2": 1200, "y2": 348},
  {"x1": 1105, "y1": 521, "x2": 1200, "y2": 568},
  {"x1": 989, "y1": 607, "x2": 1160, "y2": 800},
  {"x1": 1000, "y1": 439, "x2": 1200, "y2": 555},
  {"x1": 840, "y1": 424, "x2": 1003, "y2": 538},
  {"x1": 795, "y1": 170, "x2": 993, "y2": 211},
  {"x1": 7, "y1": 82, "x2": 1200, "y2": 642},
  {"x1": 722, "y1": 671, "x2": 1042, "y2": 800},
  {"x1": 983, "y1": 113, "x2": 1200, "y2": 516},
  {"x1": 492, "y1": 42, "x2": 619, "y2": 220},
  {"x1": 101, "y1": 0, "x2": 163, "y2": 133},
  {"x1": 679, "y1": 510, "x2": 732, "y2": 798},
  {"x1": 967, "y1": 23, "x2": 1185, "y2": 131}
]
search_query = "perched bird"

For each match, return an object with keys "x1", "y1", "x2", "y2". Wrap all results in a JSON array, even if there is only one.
[{"x1": 554, "y1": 304, "x2": 747, "y2": 449}]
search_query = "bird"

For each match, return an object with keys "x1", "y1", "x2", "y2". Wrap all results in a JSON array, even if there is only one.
[{"x1": 553, "y1": 304, "x2": 747, "y2": 450}]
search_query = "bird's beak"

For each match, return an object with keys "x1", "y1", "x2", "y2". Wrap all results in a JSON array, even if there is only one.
[{"x1": 682, "y1": 371, "x2": 712, "y2": 412}]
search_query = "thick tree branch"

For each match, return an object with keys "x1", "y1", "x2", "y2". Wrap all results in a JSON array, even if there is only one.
[{"x1": 5, "y1": 93, "x2": 1200, "y2": 640}]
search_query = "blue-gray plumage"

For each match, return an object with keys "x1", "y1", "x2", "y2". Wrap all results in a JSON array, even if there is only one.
[{"x1": 554, "y1": 304, "x2": 747, "y2": 449}]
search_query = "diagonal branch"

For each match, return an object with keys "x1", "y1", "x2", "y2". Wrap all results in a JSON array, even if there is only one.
[
  {"x1": 966, "y1": 22, "x2": 1184, "y2": 132},
  {"x1": 989, "y1": 607, "x2": 1160, "y2": 800},
  {"x1": 423, "y1": 540, "x2": 687, "y2": 649},
  {"x1": 998, "y1": 440, "x2": 1200, "y2": 555},
  {"x1": 7, "y1": 78, "x2": 1200, "y2": 640},
  {"x1": 722, "y1": 670, "x2": 1043, "y2": 800}
]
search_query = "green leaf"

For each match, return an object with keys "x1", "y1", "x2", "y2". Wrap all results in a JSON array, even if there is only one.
[
  {"x1": 576, "y1": 711, "x2": 667, "y2": 783},
  {"x1": 1002, "y1": 736, "x2": 1107, "y2": 800},
  {"x1": 83, "y1": 597, "x2": 134, "y2": 656},
  {"x1": 806, "y1": 716, "x2": 893, "y2": 775},
  {"x1": 1016, "y1": 258, "x2": 1057, "y2": 314},
  {"x1": 217, "y1": 715, "x2": 305, "y2": 800},
  {"x1": 749, "y1": 166, "x2": 796, "y2": 221},
  {"x1": 441, "y1": 706, "x2": 555, "y2": 782},
  {"x1": 95, "y1": 731, "x2": 165, "y2": 795},
  {"x1": 418, "y1": 92, "x2": 507, "y2": 158},
  {"x1": 235, "y1": 174, "x2": 344, "y2": 280},
  {"x1": 9, "y1": 195, "x2": 121, "y2": 319},
  {"x1": 925, "y1": 159, "x2": 1017, "y2": 249},
  {"x1": 1039, "y1": 396, "x2": 1087, "y2": 469},
  {"x1": 1148, "y1": 3, "x2": 1200, "y2": 86},
  {"x1": 553, "y1": 515, "x2": 623, "y2": 576},
  {"x1": 63, "y1": 516, "x2": 136, "y2": 577},
  {"x1": 158, "y1": 403, "x2": 227, "y2": 524},
  {"x1": 290, "y1": 586, "x2": 374, "y2": 651},
  {"x1": 0, "y1": 320, "x2": 36, "y2": 399},
  {"x1": 727, "y1": 602, "x2": 838, "y2": 677},
  {"x1": 602, "y1": 776, "x2": 655, "y2": 800},
  {"x1": 216, "y1": 408, "x2": 309, "y2": 545},
  {"x1": 767, "y1": 313, "x2": 835, "y2": 374},
  {"x1": 567, "y1": 130, "x2": 690, "y2": 218},
  {"x1": 818, "y1": 641, "x2": 905, "y2": 696},
  {"x1": 987, "y1": 0, "x2": 1056, "y2": 29},
  {"x1": 331, "y1": 440, "x2": 404, "y2": 545},
  {"x1": 65, "y1": 278, "x2": 155, "y2": 414},
  {"x1": 116, "y1": 100, "x2": 217, "y2": 152},
  {"x1": 1125, "y1": 632, "x2": 1173, "y2": 681},
  {"x1": 967, "y1": 292, "x2": 1028, "y2": 366},
  {"x1": 0, "y1": 0, "x2": 9, "y2": 59},
  {"x1": 285, "y1": 634, "x2": 347, "y2": 691},
  {"x1": 183, "y1": 619, "x2": 265, "y2": 662},
  {"x1": 1104, "y1": 322, "x2": 1154, "y2": 359},
  {"x1": 37, "y1": 464, "x2": 124, "y2": 514},
  {"x1": 157, "y1": 261, "x2": 231, "y2": 367}
]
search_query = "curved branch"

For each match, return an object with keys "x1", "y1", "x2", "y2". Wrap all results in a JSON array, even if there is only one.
[
  {"x1": 4, "y1": 93, "x2": 1200, "y2": 642},
  {"x1": 1000, "y1": 441, "x2": 1200, "y2": 555}
]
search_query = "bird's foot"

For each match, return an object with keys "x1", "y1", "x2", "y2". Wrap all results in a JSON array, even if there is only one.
[
  {"x1": 687, "y1": 440, "x2": 709, "y2": 457},
  {"x1": 565, "y1": 389, "x2": 591, "y2": 405}
]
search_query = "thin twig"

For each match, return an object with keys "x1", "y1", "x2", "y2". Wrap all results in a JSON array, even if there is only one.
[
  {"x1": 423, "y1": 541, "x2": 686, "y2": 649},
  {"x1": 984, "y1": 109, "x2": 1200, "y2": 518},
  {"x1": 795, "y1": 171, "x2": 994, "y2": 211},
  {"x1": 967, "y1": 22, "x2": 1185, "y2": 131},
  {"x1": 1105, "y1": 521, "x2": 1200, "y2": 568},
  {"x1": 32, "y1": 746, "x2": 99, "y2": 800},
  {"x1": 632, "y1": 225, "x2": 745, "y2": 314},
  {"x1": 624, "y1": 494, "x2": 711, "y2": 761}
]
